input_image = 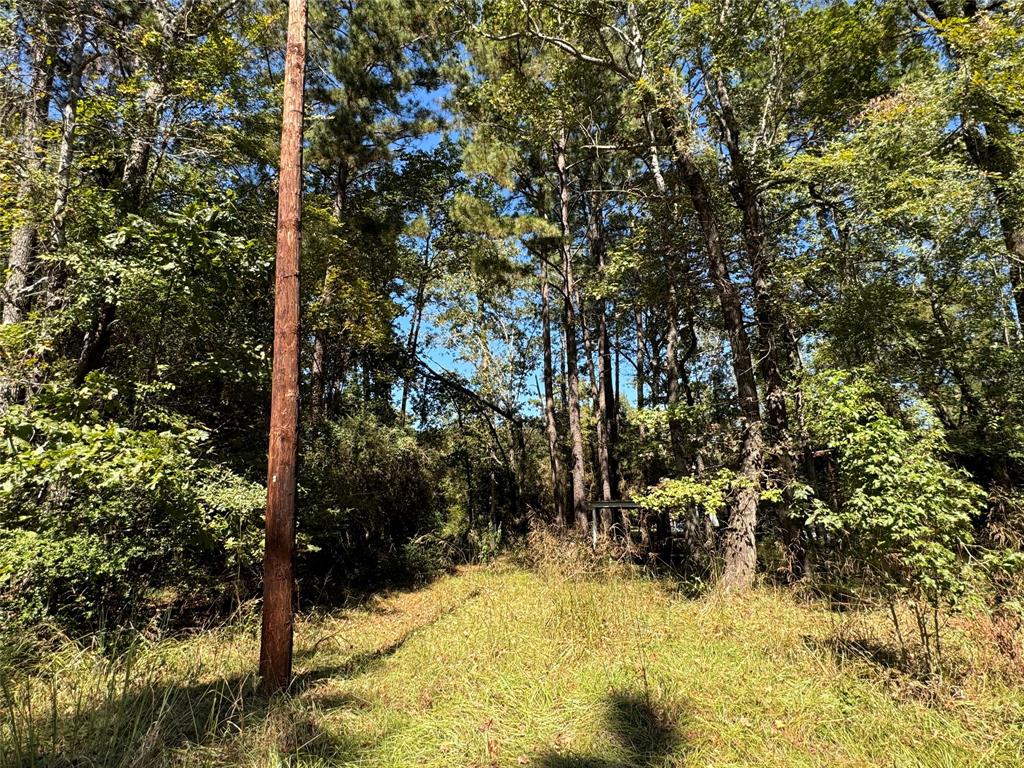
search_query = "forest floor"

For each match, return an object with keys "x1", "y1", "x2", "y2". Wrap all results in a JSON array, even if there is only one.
[{"x1": 3, "y1": 559, "x2": 1024, "y2": 767}]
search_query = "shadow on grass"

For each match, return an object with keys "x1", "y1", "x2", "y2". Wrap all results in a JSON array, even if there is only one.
[
  {"x1": 1, "y1": 626, "x2": 423, "y2": 768},
  {"x1": 802, "y1": 633, "x2": 946, "y2": 687},
  {"x1": 2, "y1": 582, "x2": 474, "y2": 767},
  {"x1": 803, "y1": 634, "x2": 906, "y2": 670},
  {"x1": 537, "y1": 691, "x2": 688, "y2": 768},
  {"x1": 0, "y1": 668, "x2": 365, "y2": 768},
  {"x1": 293, "y1": 584, "x2": 481, "y2": 688},
  {"x1": 290, "y1": 635, "x2": 408, "y2": 692}
]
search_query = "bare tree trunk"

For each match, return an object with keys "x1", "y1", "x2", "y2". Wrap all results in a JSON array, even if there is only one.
[
  {"x1": 541, "y1": 264, "x2": 566, "y2": 525},
  {"x1": 310, "y1": 329, "x2": 327, "y2": 412},
  {"x1": 584, "y1": 184, "x2": 616, "y2": 531},
  {"x1": 665, "y1": 277, "x2": 687, "y2": 474},
  {"x1": 556, "y1": 131, "x2": 588, "y2": 532},
  {"x1": 673, "y1": 140, "x2": 764, "y2": 591},
  {"x1": 400, "y1": 288, "x2": 426, "y2": 419},
  {"x1": 591, "y1": 188, "x2": 620, "y2": 505},
  {"x1": 48, "y1": 9, "x2": 87, "y2": 258},
  {"x1": 597, "y1": 311, "x2": 617, "y2": 494},
  {"x1": 584, "y1": 309, "x2": 613, "y2": 527},
  {"x1": 634, "y1": 95, "x2": 765, "y2": 587},
  {"x1": 713, "y1": 74, "x2": 804, "y2": 576},
  {"x1": 628, "y1": 7, "x2": 766, "y2": 583},
  {"x1": 635, "y1": 309, "x2": 645, "y2": 410},
  {"x1": 312, "y1": 162, "x2": 350, "y2": 412},
  {"x1": 260, "y1": 0, "x2": 307, "y2": 694},
  {"x1": 401, "y1": 226, "x2": 432, "y2": 422},
  {"x1": 3, "y1": 18, "x2": 55, "y2": 325}
]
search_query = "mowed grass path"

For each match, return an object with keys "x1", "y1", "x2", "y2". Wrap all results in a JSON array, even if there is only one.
[{"x1": 3, "y1": 562, "x2": 1023, "y2": 767}]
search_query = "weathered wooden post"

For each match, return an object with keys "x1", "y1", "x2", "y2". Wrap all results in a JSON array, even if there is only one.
[{"x1": 259, "y1": 0, "x2": 307, "y2": 694}]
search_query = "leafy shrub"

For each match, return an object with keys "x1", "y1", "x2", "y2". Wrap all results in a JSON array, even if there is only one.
[
  {"x1": 802, "y1": 370, "x2": 983, "y2": 665},
  {"x1": 634, "y1": 470, "x2": 737, "y2": 528},
  {"x1": 0, "y1": 382, "x2": 264, "y2": 636},
  {"x1": 299, "y1": 409, "x2": 438, "y2": 589},
  {"x1": 399, "y1": 534, "x2": 460, "y2": 584}
]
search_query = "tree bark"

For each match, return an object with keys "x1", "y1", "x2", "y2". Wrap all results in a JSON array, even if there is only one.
[
  {"x1": 3, "y1": 17, "x2": 55, "y2": 325},
  {"x1": 584, "y1": 183, "x2": 618, "y2": 529},
  {"x1": 713, "y1": 73, "x2": 805, "y2": 577},
  {"x1": 673, "y1": 137, "x2": 764, "y2": 591},
  {"x1": 635, "y1": 309, "x2": 645, "y2": 410},
  {"x1": 48, "y1": 8, "x2": 87, "y2": 258},
  {"x1": 665, "y1": 276, "x2": 687, "y2": 474},
  {"x1": 594, "y1": 209, "x2": 619, "y2": 503},
  {"x1": 635, "y1": 94, "x2": 765, "y2": 587},
  {"x1": 260, "y1": 0, "x2": 307, "y2": 694},
  {"x1": 312, "y1": 162, "x2": 350, "y2": 412},
  {"x1": 541, "y1": 264, "x2": 566, "y2": 525},
  {"x1": 555, "y1": 131, "x2": 589, "y2": 532},
  {"x1": 401, "y1": 221, "x2": 432, "y2": 422}
]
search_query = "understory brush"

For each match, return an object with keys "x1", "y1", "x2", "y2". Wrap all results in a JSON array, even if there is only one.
[{"x1": 0, "y1": 379, "x2": 266, "y2": 644}]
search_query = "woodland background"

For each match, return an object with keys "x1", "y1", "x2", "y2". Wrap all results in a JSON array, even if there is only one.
[{"x1": 2, "y1": 0, "x2": 1024, "y2": 671}]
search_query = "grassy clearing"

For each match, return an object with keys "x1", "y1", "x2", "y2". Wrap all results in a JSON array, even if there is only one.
[{"x1": 2, "y1": 560, "x2": 1023, "y2": 767}]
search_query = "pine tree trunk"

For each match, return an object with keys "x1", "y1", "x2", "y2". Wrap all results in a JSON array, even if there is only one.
[
  {"x1": 584, "y1": 185, "x2": 616, "y2": 530},
  {"x1": 591, "y1": 188, "x2": 619, "y2": 506},
  {"x1": 555, "y1": 131, "x2": 588, "y2": 532},
  {"x1": 586, "y1": 312, "x2": 613, "y2": 527},
  {"x1": 597, "y1": 309, "x2": 617, "y2": 497},
  {"x1": 541, "y1": 265, "x2": 566, "y2": 525},
  {"x1": 635, "y1": 310, "x2": 645, "y2": 410}
]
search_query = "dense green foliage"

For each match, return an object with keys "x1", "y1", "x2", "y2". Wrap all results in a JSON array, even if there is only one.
[{"x1": 803, "y1": 371, "x2": 981, "y2": 605}]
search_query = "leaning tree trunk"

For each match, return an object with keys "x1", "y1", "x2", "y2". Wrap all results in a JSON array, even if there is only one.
[
  {"x1": 673, "y1": 141, "x2": 765, "y2": 592},
  {"x1": 74, "y1": 70, "x2": 164, "y2": 384}
]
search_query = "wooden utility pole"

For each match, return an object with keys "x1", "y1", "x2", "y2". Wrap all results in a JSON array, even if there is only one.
[{"x1": 259, "y1": 0, "x2": 307, "y2": 694}]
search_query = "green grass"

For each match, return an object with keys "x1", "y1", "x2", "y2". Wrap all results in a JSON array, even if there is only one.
[{"x1": 2, "y1": 560, "x2": 1023, "y2": 767}]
